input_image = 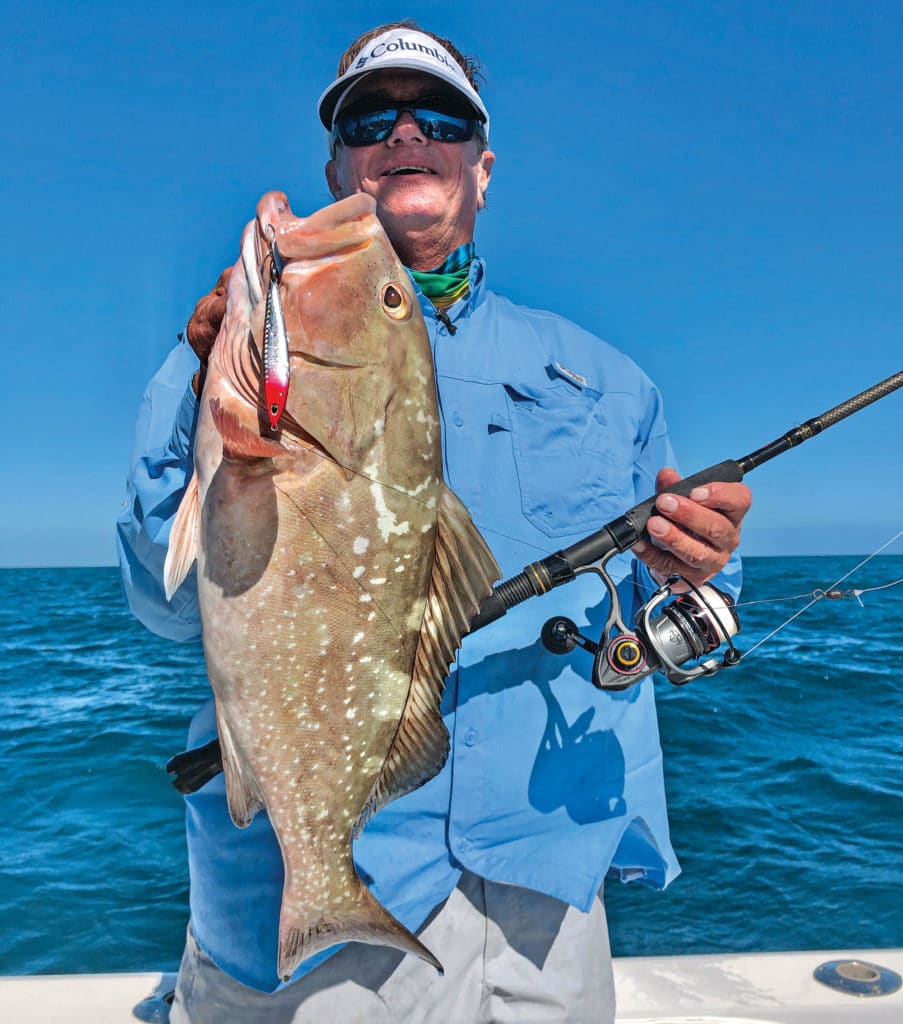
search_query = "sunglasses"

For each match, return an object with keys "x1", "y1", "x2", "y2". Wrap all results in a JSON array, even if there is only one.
[{"x1": 332, "y1": 94, "x2": 485, "y2": 148}]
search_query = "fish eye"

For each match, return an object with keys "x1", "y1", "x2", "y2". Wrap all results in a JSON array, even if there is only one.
[{"x1": 381, "y1": 282, "x2": 411, "y2": 320}]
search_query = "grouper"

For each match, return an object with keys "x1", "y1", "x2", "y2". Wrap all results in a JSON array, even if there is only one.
[{"x1": 164, "y1": 191, "x2": 500, "y2": 980}]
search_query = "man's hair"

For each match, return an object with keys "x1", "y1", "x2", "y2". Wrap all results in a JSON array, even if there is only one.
[{"x1": 336, "y1": 20, "x2": 485, "y2": 93}]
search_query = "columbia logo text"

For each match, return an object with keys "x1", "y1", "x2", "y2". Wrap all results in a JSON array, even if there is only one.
[{"x1": 355, "y1": 38, "x2": 456, "y2": 72}]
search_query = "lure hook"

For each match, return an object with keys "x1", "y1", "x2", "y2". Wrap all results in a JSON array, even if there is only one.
[{"x1": 264, "y1": 223, "x2": 285, "y2": 281}]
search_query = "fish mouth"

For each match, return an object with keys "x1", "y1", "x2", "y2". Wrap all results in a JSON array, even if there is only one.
[{"x1": 271, "y1": 194, "x2": 379, "y2": 262}]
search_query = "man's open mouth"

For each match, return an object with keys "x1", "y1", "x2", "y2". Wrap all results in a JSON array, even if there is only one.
[{"x1": 384, "y1": 166, "x2": 435, "y2": 176}]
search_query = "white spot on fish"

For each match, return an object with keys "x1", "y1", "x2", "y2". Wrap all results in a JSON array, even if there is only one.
[
  {"x1": 353, "y1": 537, "x2": 369, "y2": 555},
  {"x1": 365, "y1": 474, "x2": 411, "y2": 542},
  {"x1": 369, "y1": 577, "x2": 386, "y2": 585},
  {"x1": 346, "y1": 708, "x2": 356, "y2": 720},
  {"x1": 359, "y1": 593, "x2": 372, "y2": 602},
  {"x1": 353, "y1": 566, "x2": 365, "y2": 579}
]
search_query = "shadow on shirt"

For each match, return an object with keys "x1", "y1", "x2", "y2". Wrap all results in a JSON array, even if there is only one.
[{"x1": 454, "y1": 604, "x2": 630, "y2": 826}]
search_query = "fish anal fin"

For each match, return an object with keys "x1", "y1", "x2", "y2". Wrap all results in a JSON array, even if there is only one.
[
  {"x1": 210, "y1": 396, "x2": 287, "y2": 461},
  {"x1": 163, "y1": 471, "x2": 200, "y2": 601},
  {"x1": 215, "y1": 710, "x2": 264, "y2": 829},
  {"x1": 277, "y1": 873, "x2": 442, "y2": 981},
  {"x1": 356, "y1": 486, "x2": 501, "y2": 832}
]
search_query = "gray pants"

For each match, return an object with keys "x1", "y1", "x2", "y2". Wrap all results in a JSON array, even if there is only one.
[{"x1": 170, "y1": 871, "x2": 615, "y2": 1023}]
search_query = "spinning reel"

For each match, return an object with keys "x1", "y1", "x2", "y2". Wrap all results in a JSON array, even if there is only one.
[{"x1": 539, "y1": 551, "x2": 741, "y2": 690}]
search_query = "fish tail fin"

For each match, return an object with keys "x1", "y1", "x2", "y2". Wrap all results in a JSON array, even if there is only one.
[
  {"x1": 163, "y1": 471, "x2": 200, "y2": 600},
  {"x1": 277, "y1": 875, "x2": 443, "y2": 982}
]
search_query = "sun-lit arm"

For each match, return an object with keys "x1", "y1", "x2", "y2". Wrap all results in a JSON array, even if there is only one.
[{"x1": 116, "y1": 339, "x2": 203, "y2": 642}]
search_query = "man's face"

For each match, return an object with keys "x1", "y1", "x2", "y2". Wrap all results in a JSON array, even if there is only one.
[{"x1": 325, "y1": 70, "x2": 495, "y2": 269}]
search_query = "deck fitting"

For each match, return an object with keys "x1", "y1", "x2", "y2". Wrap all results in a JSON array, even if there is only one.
[{"x1": 813, "y1": 958, "x2": 902, "y2": 997}]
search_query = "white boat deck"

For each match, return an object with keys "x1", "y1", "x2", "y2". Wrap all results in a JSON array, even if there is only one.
[
  {"x1": 1, "y1": 949, "x2": 900, "y2": 1022},
  {"x1": 614, "y1": 949, "x2": 903, "y2": 1022}
]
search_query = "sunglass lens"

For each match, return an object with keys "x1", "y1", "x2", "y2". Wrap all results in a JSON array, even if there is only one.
[
  {"x1": 335, "y1": 100, "x2": 479, "y2": 147},
  {"x1": 414, "y1": 110, "x2": 473, "y2": 142},
  {"x1": 339, "y1": 109, "x2": 398, "y2": 146}
]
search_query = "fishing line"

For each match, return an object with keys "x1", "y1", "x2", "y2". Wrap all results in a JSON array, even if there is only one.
[
  {"x1": 734, "y1": 528, "x2": 903, "y2": 662},
  {"x1": 737, "y1": 577, "x2": 903, "y2": 608}
]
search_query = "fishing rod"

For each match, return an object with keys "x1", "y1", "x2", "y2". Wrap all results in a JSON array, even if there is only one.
[
  {"x1": 166, "y1": 371, "x2": 903, "y2": 793},
  {"x1": 469, "y1": 369, "x2": 903, "y2": 692}
]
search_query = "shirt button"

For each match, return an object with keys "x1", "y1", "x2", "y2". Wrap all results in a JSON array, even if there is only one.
[
  {"x1": 464, "y1": 728, "x2": 478, "y2": 747},
  {"x1": 453, "y1": 413, "x2": 464, "y2": 427}
]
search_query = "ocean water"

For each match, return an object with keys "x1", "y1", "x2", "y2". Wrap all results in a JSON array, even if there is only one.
[{"x1": 1, "y1": 557, "x2": 901, "y2": 976}]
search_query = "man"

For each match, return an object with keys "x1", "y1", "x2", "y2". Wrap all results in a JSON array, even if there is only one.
[{"x1": 118, "y1": 21, "x2": 751, "y2": 1024}]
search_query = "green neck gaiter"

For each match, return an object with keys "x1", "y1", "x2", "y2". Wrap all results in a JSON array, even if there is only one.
[{"x1": 408, "y1": 242, "x2": 475, "y2": 310}]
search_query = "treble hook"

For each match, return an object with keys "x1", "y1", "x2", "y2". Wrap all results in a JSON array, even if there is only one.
[{"x1": 264, "y1": 223, "x2": 285, "y2": 281}]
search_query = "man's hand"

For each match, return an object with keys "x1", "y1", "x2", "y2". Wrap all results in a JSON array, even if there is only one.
[
  {"x1": 632, "y1": 468, "x2": 752, "y2": 588},
  {"x1": 186, "y1": 266, "x2": 231, "y2": 382}
]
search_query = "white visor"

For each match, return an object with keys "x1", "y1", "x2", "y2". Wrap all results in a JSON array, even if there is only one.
[{"x1": 318, "y1": 28, "x2": 489, "y2": 139}]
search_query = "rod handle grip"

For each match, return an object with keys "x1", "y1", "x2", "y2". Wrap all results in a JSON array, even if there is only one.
[{"x1": 625, "y1": 459, "x2": 745, "y2": 539}]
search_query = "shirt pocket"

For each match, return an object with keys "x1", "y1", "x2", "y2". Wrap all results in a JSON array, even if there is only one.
[{"x1": 499, "y1": 370, "x2": 635, "y2": 538}]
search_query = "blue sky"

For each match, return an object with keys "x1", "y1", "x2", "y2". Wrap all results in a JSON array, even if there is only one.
[{"x1": 2, "y1": 0, "x2": 900, "y2": 566}]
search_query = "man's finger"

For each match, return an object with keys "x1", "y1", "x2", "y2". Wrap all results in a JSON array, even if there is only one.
[
  {"x1": 684, "y1": 481, "x2": 752, "y2": 527},
  {"x1": 653, "y1": 493, "x2": 739, "y2": 553}
]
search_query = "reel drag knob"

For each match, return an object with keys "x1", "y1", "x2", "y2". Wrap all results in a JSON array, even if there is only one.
[{"x1": 607, "y1": 635, "x2": 647, "y2": 674}]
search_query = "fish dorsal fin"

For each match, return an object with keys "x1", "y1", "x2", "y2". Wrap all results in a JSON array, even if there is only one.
[
  {"x1": 163, "y1": 471, "x2": 200, "y2": 601},
  {"x1": 216, "y1": 708, "x2": 265, "y2": 828},
  {"x1": 355, "y1": 486, "x2": 500, "y2": 834}
]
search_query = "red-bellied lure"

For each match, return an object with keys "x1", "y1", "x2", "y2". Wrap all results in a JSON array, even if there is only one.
[{"x1": 263, "y1": 225, "x2": 290, "y2": 430}]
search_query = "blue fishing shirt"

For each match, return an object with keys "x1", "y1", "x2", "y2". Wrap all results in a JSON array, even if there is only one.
[{"x1": 117, "y1": 257, "x2": 741, "y2": 992}]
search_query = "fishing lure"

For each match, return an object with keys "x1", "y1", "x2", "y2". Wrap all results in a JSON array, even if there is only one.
[{"x1": 263, "y1": 225, "x2": 290, "y2": 431}]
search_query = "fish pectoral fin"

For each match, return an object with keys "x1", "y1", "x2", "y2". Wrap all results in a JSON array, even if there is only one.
[
  {"x1": 277, "y1": 875, "x2": 442, "y2": 981},
  {"x1": 216, "y1": 711, "x2": 265, "y2": 829},
  {"x1": 163, "y1": 471, "x2": 200, "y2": 601},
  {"x1": 210, "y1": 396, "x2": 287, "y2": 461},
  {"x1": 357, "y1": 485, "x2": 502, "y2": 831}
]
